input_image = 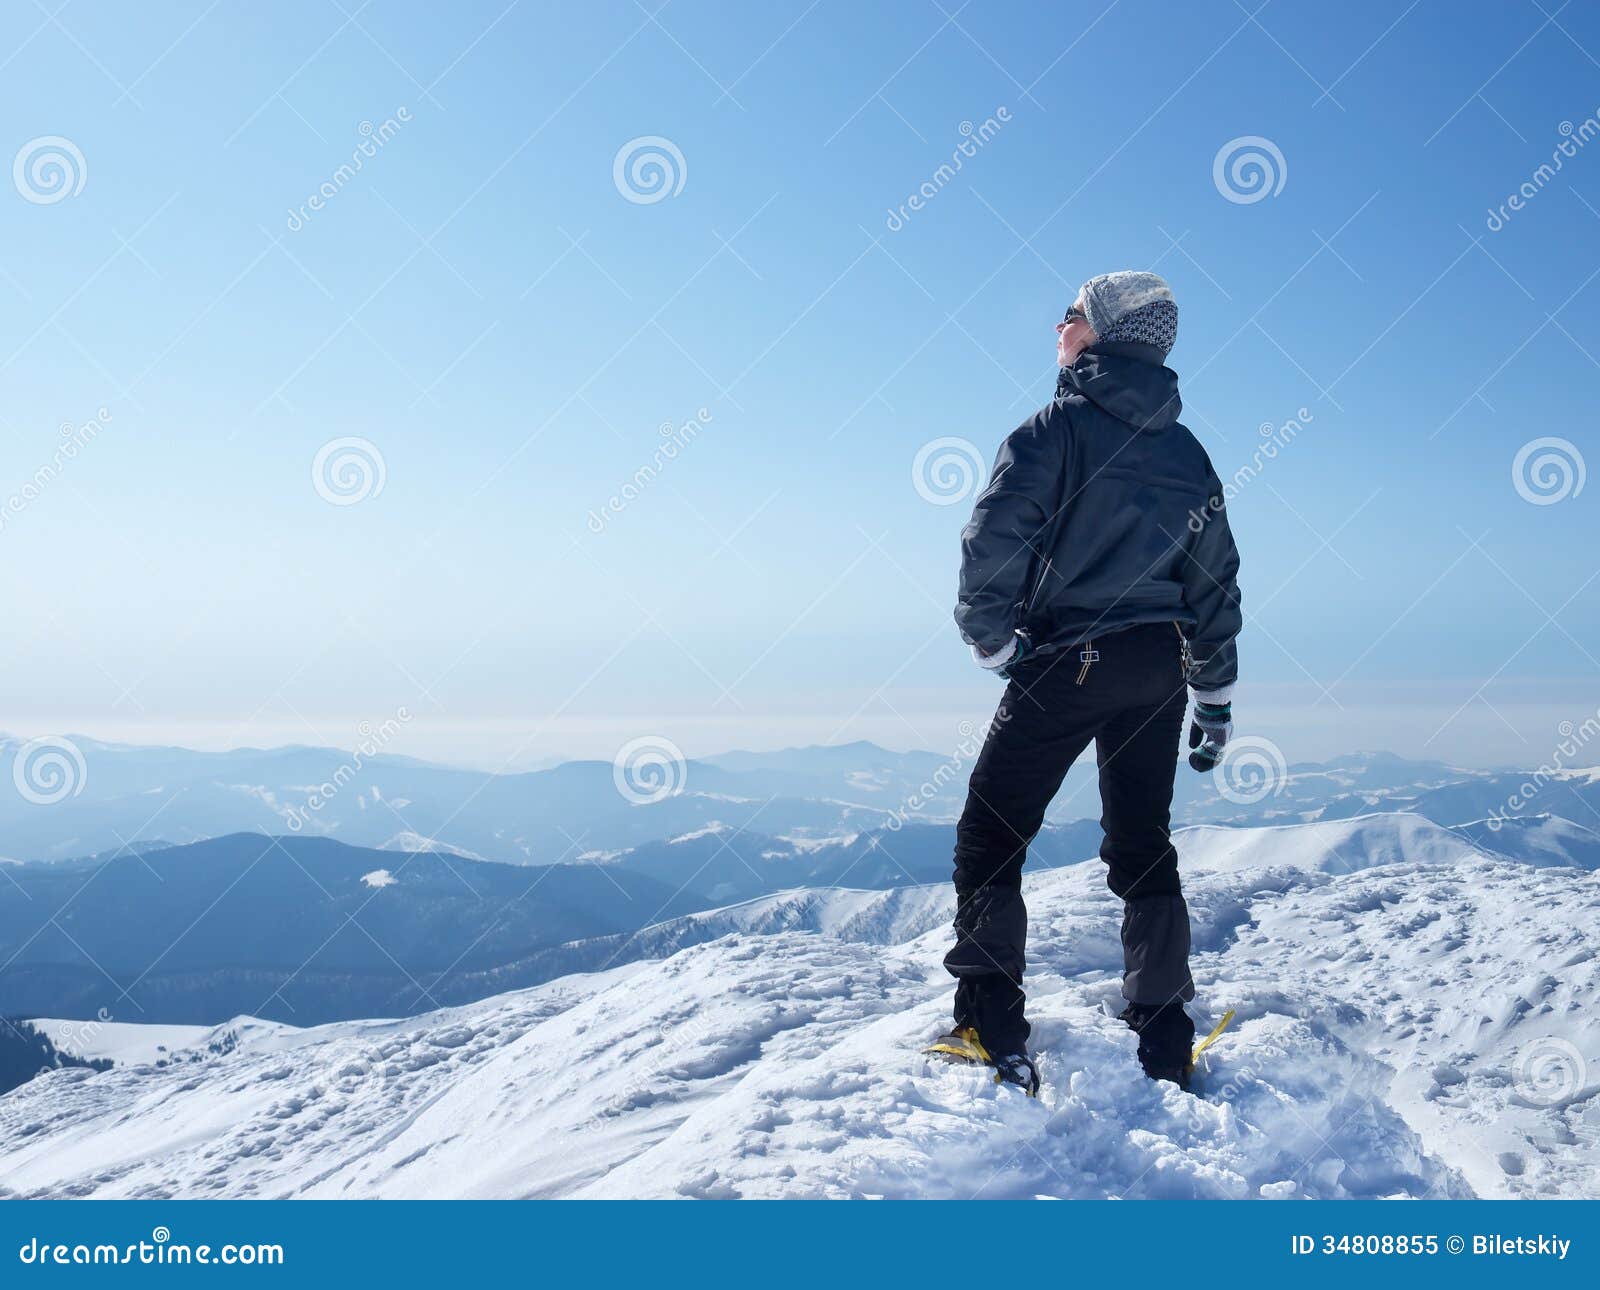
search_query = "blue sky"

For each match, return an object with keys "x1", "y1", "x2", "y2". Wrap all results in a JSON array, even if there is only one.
[{"x1": 1, "y1": 0, "x2": 1597, "y2": 768}]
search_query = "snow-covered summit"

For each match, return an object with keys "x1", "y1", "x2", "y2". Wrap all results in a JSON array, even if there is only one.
[{"x1": 2, "y1": 812, "x2": 1595, "y2": 1200}]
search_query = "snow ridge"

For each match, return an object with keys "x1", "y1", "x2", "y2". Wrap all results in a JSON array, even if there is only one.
[{"x1": 2, "y1": 812, "x2": 1595, "y2": 1200}]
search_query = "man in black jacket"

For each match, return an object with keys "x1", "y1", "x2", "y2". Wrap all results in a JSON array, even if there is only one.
[{"x1": 925, "y1": 271, "x2": 1241, "y2": 1096}]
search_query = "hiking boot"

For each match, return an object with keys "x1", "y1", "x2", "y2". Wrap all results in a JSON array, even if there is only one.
[
  {"x1": 991, "y1": 1050, "x2": 1041, "y2": 1097},
  {"x1": 924, "y1": 1026, "x2": 1040, "y2": 1097},
  {"x1": 1119, "y1": 1001, "x2": 1195, "y2": 1089}
]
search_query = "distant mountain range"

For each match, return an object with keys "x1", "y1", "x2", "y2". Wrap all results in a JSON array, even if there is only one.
[
  {"x1": 6, "y1": 802, "x2": 1599, "y2": 1030},
  {"x1": 0, "y1": 821, "x2": 1107, "y2": 1025},
  {"x1": 5, "y1": 736, "x2": 1600, "y2": 1030},
  {"x1": 5, "y1": 735, "x2": 1596, "y2": 868},
  {"x1": 0, "y1": 736, "x2": 942, "y2": 864},
  {"x1": 0, "y1": 834, "x2": 709, "y2": 1026}
]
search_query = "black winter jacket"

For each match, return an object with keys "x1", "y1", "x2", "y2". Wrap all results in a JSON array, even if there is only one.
[{"x1": 954, "y1": 342, "x2": 1241, "y2": 693}]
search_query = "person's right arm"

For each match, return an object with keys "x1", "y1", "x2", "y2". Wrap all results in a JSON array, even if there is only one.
[{"x1": 954, "y1": 415, "x2": 1067, "y2": 662}]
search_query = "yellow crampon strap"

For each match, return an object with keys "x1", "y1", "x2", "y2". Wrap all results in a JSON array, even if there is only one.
[
  {"x1": 923, "y1": 1027, "x2": 992, "y2": 1064},
  {"x1": 1189, "y1": 1008, "x2": 1236, "y2": 1069}
]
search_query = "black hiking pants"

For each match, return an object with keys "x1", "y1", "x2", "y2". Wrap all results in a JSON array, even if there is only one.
[{"x1": 944, "y1": 621, "x2": 1195, "y2": 1055}]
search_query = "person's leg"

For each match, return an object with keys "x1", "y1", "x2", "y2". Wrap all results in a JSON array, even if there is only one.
[
  {"x1": 946, "y1": 659, "x2": 1095, "y2": 1054},
  {"x1": 1094, "y1": 643, "x2": 1194, "y2": 1072}
]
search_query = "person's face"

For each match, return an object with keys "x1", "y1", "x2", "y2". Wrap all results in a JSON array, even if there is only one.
[{"x1": 1056, "y1": 298, "x2": 1095, "y2": 366}]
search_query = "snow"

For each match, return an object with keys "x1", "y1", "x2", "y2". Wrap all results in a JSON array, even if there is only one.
[
  {"x1": 31, "y1": 1016, "x2": 297, "y2": 1069},
  {"x1": 361, "y1": 869, "x2": 397, "y2": 889},
  {"x1": 773, "y1": 831, "x2": 860, "y2": 854},
  {"x1": 666, "y1": 823, "x2": 731, "y2": 845},
  {"x1": 2, "y1": 811, "x2": 1595, "y2": 1200},
  {"x1": 32, "y1": 1020, "x2": 213, "y2": 1067},
  {"x1": 1454, "y1": 814, "x2": 1600, "y2": 870},
  {"x1": 845, "y1": 770, "x2": 888, "y2": 791},
  {"x1": 637, "y1": 884, "x2": 955, "y2": 946},
  {"x1": 377, "y1": 833, "x2": 486, "y2": 861}
]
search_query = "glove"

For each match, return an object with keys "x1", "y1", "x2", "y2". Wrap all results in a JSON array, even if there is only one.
[
  {"x1": 973, "y1": 631, "x2": 1031, "y2": 679},
  {"x1": 1187, "y1": 699, "x2": 1233, "y2": 772}
]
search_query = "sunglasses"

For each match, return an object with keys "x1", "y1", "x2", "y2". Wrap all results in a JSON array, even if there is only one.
[{"x1": 1062, "y1": 305, "x2": 1088, "y2": 325}]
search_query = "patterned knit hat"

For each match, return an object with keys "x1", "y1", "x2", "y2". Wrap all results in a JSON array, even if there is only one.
[{"x1": 1078, "y1": 270, "x2": 1178, "y2": 359}]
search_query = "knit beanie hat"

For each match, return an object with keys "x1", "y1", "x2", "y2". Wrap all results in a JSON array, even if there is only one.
[{"x1": 1078, "y1": 270, "x2": 1178, "y2": 359}]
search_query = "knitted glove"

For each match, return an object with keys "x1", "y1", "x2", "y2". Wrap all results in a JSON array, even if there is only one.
[
  {"x1": 1187, "y1": 700, "x2": 1233, "y2": 772},
  {"x1": 972, "y1": 630, "x2": 1032, "y2": 679}
]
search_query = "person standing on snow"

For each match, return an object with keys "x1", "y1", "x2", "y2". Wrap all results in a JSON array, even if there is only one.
[{"x1": 926, "y1": 271, "x2": 1242, "y2": 1096}]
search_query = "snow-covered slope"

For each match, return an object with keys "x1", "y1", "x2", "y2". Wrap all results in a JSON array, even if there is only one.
[
  {"x1": 30, "y1": 1020, "x2": 212, "y2": 1067},
  {"x1": 1452, "y1": 814, "x2": 1600, "y2": 871},
  {"x1": 2, "y1": 813, "x2": 1595, "y2": 1200},
  {"x1": 31, "y1": 1016, "x2": 296, "y2": 1068}
]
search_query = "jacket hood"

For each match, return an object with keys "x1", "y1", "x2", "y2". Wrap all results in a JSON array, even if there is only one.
[{"x1": 1057, "y1": 342, "x2": 1182, "y2": 430}]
